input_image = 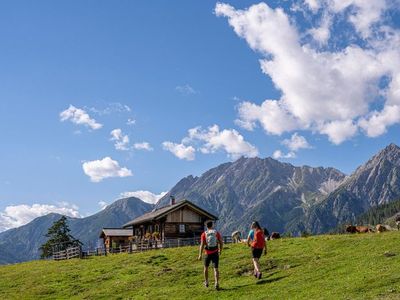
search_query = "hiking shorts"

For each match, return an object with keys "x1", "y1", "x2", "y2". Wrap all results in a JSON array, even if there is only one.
[
  {"x1": 204, "y1": 252, "x2": 219, "y2": 268},
  {"x1": 252, "y1": 248, "x2": 263, "y2": 259}
]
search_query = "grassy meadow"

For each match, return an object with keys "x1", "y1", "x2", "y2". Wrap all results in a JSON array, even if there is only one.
[{"x1": 1, "y1": 232, "x2": 400, "y2": 299}]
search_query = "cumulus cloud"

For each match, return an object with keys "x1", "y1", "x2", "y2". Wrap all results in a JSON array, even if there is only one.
[
  {"x1": 162, "y1": 142, "x2": 196, "y2": 161},
  {"x1": 0, "y1": 202, "x2": 80, "y2": 232},
  {"x1": 120, "y1": 191, "x2": 168, "y2": 204},
  {"x1": 82, "y1": 157, "x2": 133, "y2": 182},
  {"x1": 273, "y1": 133, "x2": 311, "y2": 160},
  {"x1": 282, "y1": 133, "x2": 312, "y2": 151},
  {"x1": 60, "y1": 105, "x2": 102, "y2": 130},
  {"x1": 272, "y1": 150, "x2": 296, "y2": 159},
  {"x1": 110, "y1": 129, "x2": 130, "y2": 151},
  {"x1": 98, "y1": 201, "x2": 108, "y2": 210},
  {"x1": 133, "y1": 142, "x2": 153, "y2": 151},
  {"x1": 163, "y1": 125, "x2": 258, "y2": 160},
  {"x1": 186, "y1": 125, "x2": 259, "y2": 159},
  {"x1": 215, "y1": 2, "x2": 400, "y2": 144}
]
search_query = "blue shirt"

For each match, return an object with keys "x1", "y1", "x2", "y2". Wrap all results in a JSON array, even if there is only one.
[{"x1": 248, "y1": 229, "x2": 254, "y2": 240}]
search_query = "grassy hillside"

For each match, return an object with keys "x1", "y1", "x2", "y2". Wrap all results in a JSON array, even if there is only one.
[{"x1": 1, "y1": 232, "x2": 400, "y2": 300}]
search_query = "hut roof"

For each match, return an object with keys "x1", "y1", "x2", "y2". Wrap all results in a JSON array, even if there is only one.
[
  {"x1": 123, "y1": 200, "x2": 218, "y2": 228},
  {"x1": 99, "y1": 228, "x2": 133, "y2": 238}
]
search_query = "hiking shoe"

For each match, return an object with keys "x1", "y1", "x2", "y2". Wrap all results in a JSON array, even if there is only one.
[
  {"x1": 204, "y1": 281, "x2": 209, "y2": 288},
  {"x1": 215, "y1": 284, "x2": 220, "y2": 291},
  {"x1": 257, "y1": 272, "x2": 263, "y2": 280}
]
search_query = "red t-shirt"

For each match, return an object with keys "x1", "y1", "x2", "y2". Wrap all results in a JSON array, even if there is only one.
[
  {"x1": 201, "y1": 230, "x2": 222, "y2": 255},
  {"x1": 251, "y1": 229, "x2": 265, "y2": 249}
]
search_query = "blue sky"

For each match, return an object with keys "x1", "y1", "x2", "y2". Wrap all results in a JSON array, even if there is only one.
[{"x1": 1, "y1": 0, "x2": 399, "y2": 231}]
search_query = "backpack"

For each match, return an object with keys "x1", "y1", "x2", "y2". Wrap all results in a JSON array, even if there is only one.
[{"x1": 205, "y1": 229, "x2": 218, "y2": 250}]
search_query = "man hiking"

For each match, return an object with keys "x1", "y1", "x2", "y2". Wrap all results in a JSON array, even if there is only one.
[{"x1": 198, "y1": 220, "x2": 223, "y2": 290}]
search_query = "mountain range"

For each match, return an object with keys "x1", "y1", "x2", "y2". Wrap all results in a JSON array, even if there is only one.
[{"x1": 1, "y1": 143, "x2": 400, "y2": 264}]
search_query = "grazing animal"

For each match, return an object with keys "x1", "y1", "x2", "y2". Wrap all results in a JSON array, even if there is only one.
[
  {"x1": 345, "y1": 225, "x2": 357, "y2": 233},
  {"x1": 263, "y1": 228, "x2": 270, "y2": 241},
  {"x1": 231, "y1": 231, "x2": 242, "y2": 243},
  {"x1": 346, "y1": 225, "x2": 372, "y2": 233},
  {"x1": 270, "y1": 232, "x2": 281, "y2": 240},
  {"x1": 376, "y1": 224, "x2": 387, "y2": 233},
  {"x1": 395, "y1": 215, "x2": 400, "y2": 231}
]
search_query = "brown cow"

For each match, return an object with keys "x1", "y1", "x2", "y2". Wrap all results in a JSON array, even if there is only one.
[
  {"x1": 345, "y1": 225, "x2": 357, "y2": 233},
  {"x1": 356, "y1": 226, "x2": 372, "y2": 233},
  {"x1": 270, "y1": 232, "x2": 281, "y2": 239},
  {"x1": 376, "y1": 224, "x2": 387, "y2": 233},
  {"x1": 346, "y1": 225, "x2": 372, "y2": 233}
]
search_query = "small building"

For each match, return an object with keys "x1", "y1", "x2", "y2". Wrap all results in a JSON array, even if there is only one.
[
  {"x1": 123, "y1": 199, "x2": 218, "y2": 241},
  {"x1": 99, "y1": 228, "x2": 133, "y2": 252}
]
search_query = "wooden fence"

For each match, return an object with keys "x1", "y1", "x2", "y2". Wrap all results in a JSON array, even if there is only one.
[
  {"x1": 53, "y1": 236, "x2": 233, "y2": 261},
  {"x1": 53, "y1": 246, "x2": 81, "y2": 260}
]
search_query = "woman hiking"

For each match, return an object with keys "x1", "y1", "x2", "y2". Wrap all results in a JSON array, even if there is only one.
[{"x1": 249, "y1": 221, "x2": 267, "y2": 279}]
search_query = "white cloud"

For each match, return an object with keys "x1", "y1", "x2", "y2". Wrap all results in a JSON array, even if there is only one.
[
  {"x1": 328, "y1": 0, "x2": 387, "y2": 38},
  {"x1": 110, "y1": 129, "x2": 130, "y2": 151},
  {"x1": 308, "y1": 13, "x2": 331, "y2": 45},
  {"x1": 272, "y1": 150, "x2": 296, "y2": 159},
  {"x1": 133, "y1": 142, "x2": 153, "y2": 151},
  {"x1": 216, "y1": 2, "x2": 400, "y2": 144},
  {"x1": 319, "y1": 120, "x2": 358, "y2": 145},
  {"x1": 187, "y1": 125, "x2": 259, "y2": 159},
  {"x1": 60, "y1": 105, "x2": 102, "y2": 130},
  {"x1": 89, "y1": 102, "x2": 132, "y2": 116},
  {"x1": 282, "y1": 133, "x2": 312, "y2": 151},
  {"x1": 98, "y1": 201, "x2": 108, "y2": 210},
  {"x1": 0, "y1": 202, "x2": 80, "y2": 232},
  {"x1": 176, "y1": 84, "x2": 197, "y2": 95},
  {"x1": 82, "y1": 157, "x2": 133, "y2": 182},
  {"x1": 236, "y1": 100, "x2": 302, "y2": 134},
  {"x1": 304, "y1": 0, "x2": 320, "y2": 12},
  {"x1": 359, "y1": 105, "x2": 400, "y2": 137},
  {"x1": 162, "y1": 142, "x2": 196, "y2": 161},
  {"x1": 163, "y1": 125, "x2": 258, "y2": 160},
  {"x1": 127, "y1": 118, "x2": 136, "y2": 126},
  {"x1": 120, "y1": 191, "x2": 167, "y2": 204}
]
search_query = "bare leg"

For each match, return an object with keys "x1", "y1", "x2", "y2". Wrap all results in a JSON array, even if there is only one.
[
  {"x1": 253, "y1": 258, "x2": 261, "y2": 273},
  {"x1": 204, "y1": 266, "x2": 209, "y2": 284},
  {"x1": 214, "y1": 268, "x2": 219, "y2": 284}
]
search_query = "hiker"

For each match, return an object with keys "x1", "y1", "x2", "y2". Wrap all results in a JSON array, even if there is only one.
[
  {"x1": 247, "y1": 225, "x2": 254, "y2": 246},
  {"x1": 198, "y1": 221, "x2": 223, "y2": 290},
  {"x1": 248, "y1": 221, "x2": 267, "y2": 279}
]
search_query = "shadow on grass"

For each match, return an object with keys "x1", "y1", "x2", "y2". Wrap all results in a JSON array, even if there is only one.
[
  {"x1": 256, "y1": 275, "x2": 288, "y2": 285},
  {"x1": 220, "y1": 272, "x2": 288, "y2": 291}
]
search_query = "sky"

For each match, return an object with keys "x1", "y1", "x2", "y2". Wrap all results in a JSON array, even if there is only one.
[{"x1": 1, "y1": 0, "x2": 400, "y2": 231}]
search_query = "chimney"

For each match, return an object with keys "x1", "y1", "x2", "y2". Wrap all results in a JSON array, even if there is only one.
[{"x1": 170, "y1": 195, "x2": 176, "y2": 206}]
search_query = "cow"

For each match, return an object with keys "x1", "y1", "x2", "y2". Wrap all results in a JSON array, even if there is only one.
[
  {"x1": 376, "y1": 224, "x2": 387, "y2": 233},
  {"x1": 395, "y1": 215, "x2": 400, "y2": 231},
  {"x1": 346, "y1": 225, "x2": 372, "y2": 233},
  {"x1": 231, "y1": 231, "x2": 242, "y2": 243},
  {"x1": 270, "y1": 232, "x2": 281, "y2": 240}
]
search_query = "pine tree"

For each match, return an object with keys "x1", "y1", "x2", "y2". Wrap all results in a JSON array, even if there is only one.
[{"x1": 39, "y1": 216, "x2": 81, "y2": 258}]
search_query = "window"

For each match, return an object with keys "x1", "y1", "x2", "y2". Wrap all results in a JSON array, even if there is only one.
[{"x1": 179, "y1": 224, "x2": 186, "y2": 233}]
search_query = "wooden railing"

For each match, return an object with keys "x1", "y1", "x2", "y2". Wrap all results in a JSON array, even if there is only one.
[
  {"x1": 53, "y1": 246, "x2": 81, "y2": 260},
  {"x1": 53, "y1": 236, "x2": 233, "y2": 260}
]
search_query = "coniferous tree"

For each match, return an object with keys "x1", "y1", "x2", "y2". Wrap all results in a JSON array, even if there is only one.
[{"x1": 39, "y1": 216, "x2": 81, "y2": 258}]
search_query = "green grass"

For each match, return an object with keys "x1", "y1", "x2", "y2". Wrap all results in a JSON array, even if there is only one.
[{"x1": 1, "y1": 232, "x2": 400, "y2": 299}]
